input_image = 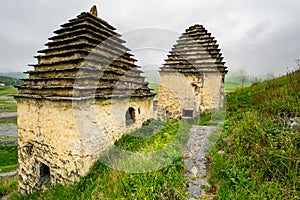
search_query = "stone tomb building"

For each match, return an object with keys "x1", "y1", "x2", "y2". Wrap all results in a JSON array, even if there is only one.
[
  {"x1": 15, "y1": 7, "x2": 154, "y2": 193},
  {"x1": 157, "y1": 24, "x2": 228, "y2": 119},
  {"x1": 15, "y1": 6, "x2": 228, "y2": 194}
]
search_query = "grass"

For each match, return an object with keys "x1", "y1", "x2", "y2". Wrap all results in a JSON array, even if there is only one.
[
  {"x1": 115, "y1": 120, "x2": 185, "y2": 152},
  {"x1": 0, "y1": 176, "x2": 18, "y2": 197},
  {"x1": 224, "y1": 74, "x2": 252, "y2": 91},
  {"x1": 0, "y1": 146, "x2": 18, "y2": 173},
  {"x1": 0, "y1": 85, "x2": 19, "y2": 198},
  {"x1": 0, "y1": 86, "x2": 18, "y2": 113},
  {"x1": 149, "y1": 83, "x2": 159, "y2": 98},
  {"x1": 0, "y1": 98, "x2": 17, "y2": 113},
  {"x1": 8, "y1": 120, "x2": 192, "y2": 199},
  {"x1": 198, "y1": 112, "x2": 212, "y2": 126},
  {"x1": 224, "y1": 80, "x2": 249, "y2": 91},
  {"x1": 0, "y1": 120, "x2": 17, "y2": 125},
  {"x1": 207, "y1": 68, "x2": 300, "y2": 199},
  {"x1": 0, "y1": 86, "x2": 18, "y2": 96}
]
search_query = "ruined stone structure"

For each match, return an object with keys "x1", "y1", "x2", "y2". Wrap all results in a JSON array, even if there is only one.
[
  {"x1": 15, "y1": 6, "x2": 154, "y2": 193},
  {"x1": 157, "y1": 24, "x2": 228, "y2": 119}
]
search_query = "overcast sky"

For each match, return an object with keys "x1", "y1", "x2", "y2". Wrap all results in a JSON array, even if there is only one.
[{"x1": 1, "y1": 0, "x2": 299, "y2": 76}]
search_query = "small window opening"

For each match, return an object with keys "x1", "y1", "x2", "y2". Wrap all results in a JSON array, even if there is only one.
[
  {"x1": 126, "y1": 107, "x2": 135, "y2": 125},
  {"x1": 39, "y1": 163, "x2": 50, "y2": 185},
  {"x1": 182, "y1": 109, "x2": 194, "y2": 117}
]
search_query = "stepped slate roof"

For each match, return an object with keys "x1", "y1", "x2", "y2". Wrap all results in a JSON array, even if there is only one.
[
  {"x1": 161, "y1": 24, "x2": 228, "y2": 75},
  {"x1": 17, "y1": 7, "x2": 154, "y2": 100}
]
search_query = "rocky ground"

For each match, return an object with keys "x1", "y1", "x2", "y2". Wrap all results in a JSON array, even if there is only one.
[
  {"x1": 0, "y1": 126, "x2": 18, "y2": 146},
  {"x1": 0, "y1": 112, "x2": 17, "y2": 123},
  {"x1": 184, "y1": 125, "x2": 217, "y2": 200},
  {"x1": 0, "y1": 113, "x2": 18, "y2": 200},
  {"x1": 0, "y1": 112, "x2": 18, "y2": 146}
]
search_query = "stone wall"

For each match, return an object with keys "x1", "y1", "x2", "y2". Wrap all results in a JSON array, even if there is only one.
[
  {"x1": 200, "y1": 73, "x2": 224, "y2": 112},
  {"x1": 157, "y1": 71, "x2": 224, "y2": 120},
  {"x1": 157, "y1": 72, "x2": 200, "y2": 119},
  {"x1": 16, "y1": 97, "x2": 153, "y2": 193}
]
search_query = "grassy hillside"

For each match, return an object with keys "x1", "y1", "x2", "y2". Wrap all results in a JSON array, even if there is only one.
[
  {"x1": 208, "y1": 69, "x2": 300, "y2": 199},
  {"x1": 0, "y1": 76, "x2": 23, "y2": 86},
  {"x1": 224, "y1": 74, "x2": 251, "y2": 91}
]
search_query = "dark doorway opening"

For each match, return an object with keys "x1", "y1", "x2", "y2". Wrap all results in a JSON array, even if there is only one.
[
  {"x1": 125, "y1": 107, "x2": 135, "y2": 125},
  {"x1": 39, "y1": 163, "x2": 50, "y2": 186}
]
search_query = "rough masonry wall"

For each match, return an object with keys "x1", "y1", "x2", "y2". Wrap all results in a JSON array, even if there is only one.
[
  {"x1": 157, "y1": 72, "x2": 200, "y2": 119},
  {"x1": 17, "y1": 98, "x2": 92, "y2": 193},
  {"x1": 157, "y1": 72, "x2": 224, "y2": 119},
  {"x1": 200, "y1": 73, "x2": 224, "y2": 112},
  {"x1": 94, "y1": 97, "x2": 154, "y2": 141},
  {"x1": 17, "y1": 97, "x2": 153, "y2": 193}
]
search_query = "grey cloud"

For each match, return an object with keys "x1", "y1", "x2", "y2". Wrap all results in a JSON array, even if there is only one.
[{"x1": 0, "y1": 0, "x2": 299, "y2": 76}]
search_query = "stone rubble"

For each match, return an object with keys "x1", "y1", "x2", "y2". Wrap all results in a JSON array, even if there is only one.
[
  {"x1": 184, "y1": 125, "x2": 217, "y2": 199},
  {"x1": 0, "y1": 112, "x2": 17, "y2": 122}
]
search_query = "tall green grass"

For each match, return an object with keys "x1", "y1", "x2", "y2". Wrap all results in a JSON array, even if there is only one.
[
  {"x1": 0, "y1": 86, "x2": 18, "y2": 96},
  {"x1": 0, "y1": 98, "x2": 17, "y2": 113},
  {"x1": 0, "y1": 146, "x2": 18, "y2": 173},
  {"x1": 207, "y1": 68, "x2": 300, "y2": 199},
  {"x1": 0, "y1": 86, "x2": 18, "y2": 113},
  {"x1": 0, "y1": 176, "x2": 18, "y2": 197}
]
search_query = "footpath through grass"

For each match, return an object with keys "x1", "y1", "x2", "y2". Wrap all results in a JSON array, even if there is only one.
[
  {"x1": 8, "y1": 120, "x2": 192, "y2": 199},
  {"x1": 208, "y1": 69, "x2": 300, "y2": 199}
]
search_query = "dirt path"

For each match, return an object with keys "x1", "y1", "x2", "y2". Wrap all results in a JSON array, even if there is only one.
[
  {"x1": 0, "y1": 112, "x2": 17, "y2": 122},
  {"x1": 184, "y1": 125, "x2": 217, "y2": 199},
  {"x1": 0, "y1": 124, "x2": 17, "y2": 137},
  {"x1": 0, "y1": 171, "x2": 17, "y2": 178},
  {"x1": 0, "y1": 123, "x2": 18, "y2": 146}
]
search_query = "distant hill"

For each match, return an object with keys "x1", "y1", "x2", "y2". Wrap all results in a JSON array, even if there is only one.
[
  {"x1": 225, "y1": 70, "x2": 276, "y2": 91},
  {"x1": 0, "y1": 75, "x2": 24, "y2": 86},
  {"x1": 0, "y1": 72, "x2": 28, "y2": 80},
  {"x1": 143, "y1": 70, "x2": 160, "y2": 84}
]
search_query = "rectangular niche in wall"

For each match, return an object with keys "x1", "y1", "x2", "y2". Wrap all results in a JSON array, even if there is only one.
[
  {"x1": 182, "y1": 109, "x2": 194, "y2": 117},
  {"x1": 126, "y1": 107, "x2": 136, "y2": 125},
  {"x1": 39, "y1": 162, "x2": 50, "y2": 186}
]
